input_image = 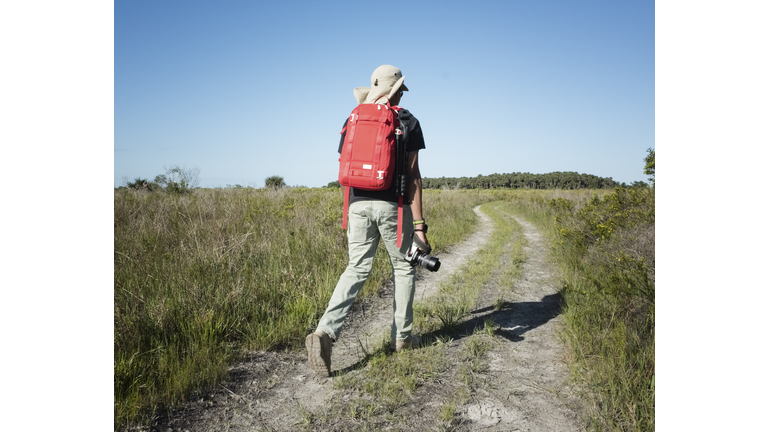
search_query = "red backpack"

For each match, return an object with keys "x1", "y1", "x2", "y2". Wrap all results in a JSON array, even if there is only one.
[{"x1": 338, "y1": 98, "x2": 407, "y2": 246}]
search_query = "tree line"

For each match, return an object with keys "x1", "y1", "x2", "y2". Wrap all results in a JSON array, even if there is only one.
[
  {"x1": 421, "y1": 171, "x2": 647, "y2": 190},
  {"x1": 421, "y1": 148, "x2": 655, "y2": 190}
]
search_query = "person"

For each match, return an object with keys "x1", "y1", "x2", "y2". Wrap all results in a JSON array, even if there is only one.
[{"x1": 306, "y1": 65, "x2": 430, "y2": 377}]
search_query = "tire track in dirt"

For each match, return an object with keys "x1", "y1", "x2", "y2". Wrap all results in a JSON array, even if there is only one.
[
  {"x1": 146, "y1": 206, "x2": 494, "y2": 432},
  {"x1": 448, "y1": 212, "x2": 586, "y2": 431}
]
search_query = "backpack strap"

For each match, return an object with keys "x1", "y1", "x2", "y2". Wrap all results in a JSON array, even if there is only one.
[
  {"x1": 342, "y1": 186, "x2": 350, "y2": 230},
  {"x1": 393, "y1": 106, "x2": 406, "y2": 248},
  {"x1": 397, "y1": 195, "x2": 404, "y2": 248}
]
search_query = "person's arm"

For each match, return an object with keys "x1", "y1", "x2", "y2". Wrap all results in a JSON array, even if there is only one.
[{"x1": 406, "y1": 151, "x2": 427, "y2": 244}]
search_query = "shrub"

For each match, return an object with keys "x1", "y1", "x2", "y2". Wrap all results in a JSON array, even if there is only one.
[
  {"x1": 164, "y1": 166, "x2": 200, "y2": 194},
  {"x1": 126, "y1": 178, "x2": 154, "y2": 191},
  {"x1": 153, "y1": 174, "x2": 168, "y2": 188},
  {"x1": 644, "y1": 148, "x2": 655, "y2": 185},
  {"x1": 265, "y1": 175, "x2": 286, "y2": 189},
  {"x1": 165, "y1": 180, "x2": 188, "y2": 195}
]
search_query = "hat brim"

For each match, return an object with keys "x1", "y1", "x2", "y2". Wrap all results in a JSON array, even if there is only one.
[{"x1": 386, "y1": 76, "x2": 407, "y2": 100}]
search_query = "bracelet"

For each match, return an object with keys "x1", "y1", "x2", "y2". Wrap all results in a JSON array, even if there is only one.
[{"x1": 413, "y1": 219, "x2": 425, "y2": 226}]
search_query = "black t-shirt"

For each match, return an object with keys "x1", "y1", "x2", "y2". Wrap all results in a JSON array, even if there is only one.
[{"x1": 338, "y1": 108, "x2": 426, "y2": 204}]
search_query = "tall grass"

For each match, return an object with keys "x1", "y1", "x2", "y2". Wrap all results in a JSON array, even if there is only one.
[
  {"x1": 494, "y1": 188, "x2": 655, "y2": 431},
  {"x1": 113, "y1": 187, "x2": 490, "y2": 429}
]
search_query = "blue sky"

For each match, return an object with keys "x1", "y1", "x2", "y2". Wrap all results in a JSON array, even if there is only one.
[{"x1": 115, "y1": 0, "x2": 654, "y2": 188}]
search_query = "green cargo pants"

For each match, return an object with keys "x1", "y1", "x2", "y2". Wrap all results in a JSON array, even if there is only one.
[{"x1": 316, "y1": 200, "x2": 416, "y2": 344}]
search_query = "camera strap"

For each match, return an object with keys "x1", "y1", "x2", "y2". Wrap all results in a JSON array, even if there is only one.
[{"x1": 411, "y1": 232, "x2": 432, "y2": 254}]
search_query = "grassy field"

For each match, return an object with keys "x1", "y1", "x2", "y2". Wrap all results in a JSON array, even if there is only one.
[
  {"x1": 114, "y1": 186, "x2": 654, "y2": 431},
  {"x1": 113, "y1": 187, "x2": 492, "y2": 429}
]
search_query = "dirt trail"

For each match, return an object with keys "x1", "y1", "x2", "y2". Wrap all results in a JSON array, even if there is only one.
[
  {"x1": 146, "y1": 206, "x2": 585, "y2": 431},
  {"x1": 445, "y1": 214, "x2": 586, "y2": 431}
]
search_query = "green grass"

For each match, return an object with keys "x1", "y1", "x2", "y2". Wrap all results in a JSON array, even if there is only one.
[
  {"x1": 113, "y1": 187, "x2": 491, "y2": 429},
  {"x1": 440, "y1": 398, "x2": 457, "y2": 423},
  {"x1": 334, "y1": 339, "x2": 450, "y2": 414}
]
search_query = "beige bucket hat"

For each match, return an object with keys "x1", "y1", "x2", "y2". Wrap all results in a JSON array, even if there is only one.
[{"x1": 353, "y1": 65, "x2": 409, "y2": 104}]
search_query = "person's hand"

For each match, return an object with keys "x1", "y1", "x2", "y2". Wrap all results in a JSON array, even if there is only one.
[{"x1": 414, "y1": 230, "x2": 428, "y2": 245}]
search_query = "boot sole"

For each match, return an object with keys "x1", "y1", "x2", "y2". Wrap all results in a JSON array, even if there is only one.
[{"x1": 305, "y1": 333, "x2": 331, "y2": 377}]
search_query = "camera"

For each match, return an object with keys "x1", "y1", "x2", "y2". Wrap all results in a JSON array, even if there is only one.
[{"x1": 405, "y1": 237, "x2": 441, "y2": 272}]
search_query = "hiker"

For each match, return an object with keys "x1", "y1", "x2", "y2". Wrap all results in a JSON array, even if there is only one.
[{"x1": 306, "y1": 65, "x2": 429, "y2": 377}]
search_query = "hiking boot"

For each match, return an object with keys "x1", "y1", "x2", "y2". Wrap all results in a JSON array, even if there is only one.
[
  {"x1": 306, "y1": 331, "x2": 333, "y2": 377},
  {"x1": 391, "y1": 335, "x2": 420, "y2": 352}
]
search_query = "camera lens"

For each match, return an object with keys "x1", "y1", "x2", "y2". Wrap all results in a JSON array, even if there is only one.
[{"x1": 418, "y1": 254, "x2": 441, "y2": 272}]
